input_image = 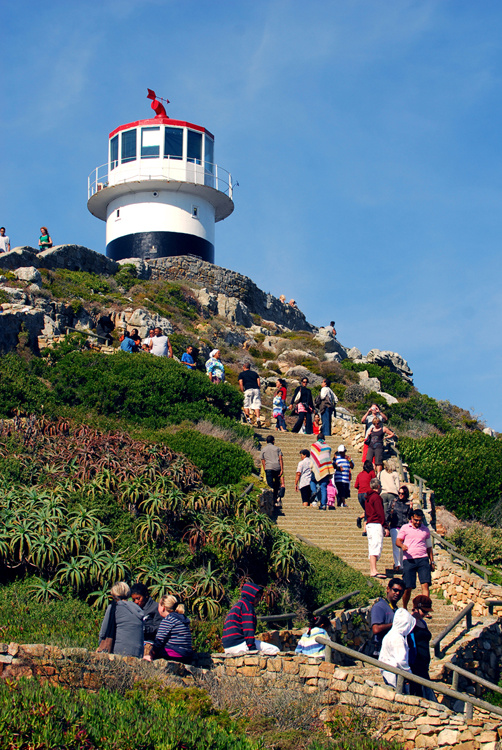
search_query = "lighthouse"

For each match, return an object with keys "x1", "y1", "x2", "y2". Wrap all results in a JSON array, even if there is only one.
[{"x1": 87, "y1": 92, "x2": 234, "y2": 263}]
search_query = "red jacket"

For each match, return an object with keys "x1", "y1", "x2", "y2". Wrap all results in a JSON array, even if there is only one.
[
  {"x1": 365, "y1": 490, "x2": 386, "y2": 526},
  {"x1": 354, "y1": 469, "x2": 375, "y2": 493}
]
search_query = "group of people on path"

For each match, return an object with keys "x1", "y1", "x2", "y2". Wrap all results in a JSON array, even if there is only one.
[
  {"x1": 369, "y1": 578, "x2": 436, "y2": 699},
  {"x1": 98, "y1": 574, "x2": 434, "y2": 698}
]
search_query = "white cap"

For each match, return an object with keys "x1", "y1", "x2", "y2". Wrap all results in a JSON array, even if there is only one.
[{"x1": 337, "y1": 444, "x2": 346, "y2": 452}]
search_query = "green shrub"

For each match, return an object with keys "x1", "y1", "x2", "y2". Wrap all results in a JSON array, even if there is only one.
[
  {"x1": 113, "y1": 263, "x2": 138, "y2": 290},
  {"x1": 0, "y1": 678, "x2": 259, "y2": 750},
  {"x1": 0, "y1": 580, "x2": 99, "y2": 649},
  {"x1": 449, "y1": 524, "x2": 502, "y2": 567},
  {"x1": 389, "y1": 393, "x2": 451, "y2": 433},
  {"x1": 341, "y1": 361, "x2": 412, "y2": 398},
  {"x1": 301, "y1": 545, "x2": 377, "y2": 611},
  {"x1": 162, "y1": 428, "x2": 255, "y2": 486},
  {"x1": 0, "y1": 355, "x2": 51, "y2": 415},
  {"x1": 399, "y1": 431, "x2": 502, "y2": 519},
  {"x1": 30, "y1": 350, "x2": 244, "y2": 427}
]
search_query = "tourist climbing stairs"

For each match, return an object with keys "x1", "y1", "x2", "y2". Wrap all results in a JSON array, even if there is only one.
[{"x1": 256, "y1": 427, "x2": 457, "y2": 642}]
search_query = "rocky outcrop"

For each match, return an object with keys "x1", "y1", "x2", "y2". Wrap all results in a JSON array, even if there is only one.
[
  {"x1": 365, "y1": 349, "x2": 413, "y2": 383},
  {"x1": 314, "y1": 327, "x2": 348, "y2": 361},
  {"x1": 148, "y1": 256, "x2": 313, "y2": 332},
  {"x1": 0, "y1": 245, "x2": 118, "y2": 276},
  {"x1": 194, "y1": 288, "x2": 254, "y2": 327},
  {"x1": 117, "y1": 257, "x2": 151, "y2": 280}
]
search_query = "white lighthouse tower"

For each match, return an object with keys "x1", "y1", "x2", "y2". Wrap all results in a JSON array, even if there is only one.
[{"x1": 87, "y1": 91, "x2": 234, "y2": 263}]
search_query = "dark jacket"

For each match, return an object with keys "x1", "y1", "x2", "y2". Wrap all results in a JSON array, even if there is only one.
[
  {"x1": 142, "y1": 596, "x2": 163, "y2": 642},
  {"x1": 290, "y1": 386, "x2": 314, "y2": 411},
  {"x1": 151, "y1": 611, "x2": 193, "y2": 659},
  {"x1": 365, "y1": 490, "x2": 386, "y2": 526},
  {"x1": 388, "y1": 499, "x2": 410, "y2": 530},
  {"x1": 222, "y1": 582, "x2": 262, "y2": 649}
]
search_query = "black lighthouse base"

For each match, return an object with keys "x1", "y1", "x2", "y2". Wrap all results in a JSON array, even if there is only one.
[{"x1": 106, "y1": 231, "x2": 214, "y2": 264}]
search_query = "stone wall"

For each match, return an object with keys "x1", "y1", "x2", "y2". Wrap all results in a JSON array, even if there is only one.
[
  {"x1": 431, "y1": 548, "x2": 502, "y2": 618},
  {"x1": 2, "y1": 642, "x2": 501, "y2": 749},
  {"x1": 147, "y1": 255, "x2": 313, "y2": 332}
]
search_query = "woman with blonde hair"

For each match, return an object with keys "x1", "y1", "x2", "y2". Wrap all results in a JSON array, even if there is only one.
[
  {"x1": 144, "y1": 594, "x2": 193, "y2": 664},
  {"x1": 98, "y1": 581, "x2": 144, "y2": 657},
  {"x1": 379, "y1": 459, "x2": 401, "y2": 517}
]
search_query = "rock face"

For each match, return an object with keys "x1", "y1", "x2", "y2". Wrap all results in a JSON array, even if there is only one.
[
  {"x1": 365, "y1": 349, "x2": 413, "y2": 384},
  {"x1": 314, "y1": 327, "x2": 348, "y2": 360},
  {"x1": 117, "y1": 258, "x2": 151, "y2": 280},
  {"x1": 0, "y1": 245, "x2": 118, "y2": 276},
  {"x1": 148, "y1": 256, "x2": 313, "y2": 332}
]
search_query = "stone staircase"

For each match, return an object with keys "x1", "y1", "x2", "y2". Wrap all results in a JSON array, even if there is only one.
[{"x1": 256, "y1": 427, "x2": 457, "y2": 640}]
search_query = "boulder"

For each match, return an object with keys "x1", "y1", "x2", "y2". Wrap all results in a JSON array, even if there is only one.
[
  {"x1": 314, "y1": 328, "x2": 348, "y2": 359},
  {"x1": 378, "y1": 392, "x2": 399, "y2": 406},
  {"x1": 216, "y1": 294, "x2": 253, "y2": 327},
  {"x1": 277, "y1": 348, "x2": 317, "y2": 365},
  {"x1": 114, "y1": 308, "x2": 173, "y2": 338},
  {"x1": 365, "y1": 349, "x2": 413, "y2": 384},
  {"x1": 358, "y1": 371, "x2": 381, "y2": 393},
  {"x1": 0, "y1": 307, "x2": 45, "y2": 353},
  {"x1": 346, "y1": 346, "x2": 362, "y2": 360},
  {"x1": 0, "y1": 285, "x2": 29, "y2": 303},
  {"x1": 117, "y1": 258, "x2": 151, "y2": 281},
  {"x1": 222, "y1": 329, "x2": 247, "y2": 348},
  {"x1": 38, "y1": 245, "x2": 119, "y2": 276},
  {"x1": 483, "y1": 427, "x2": 497, "y2": 437},
  {"x1": 194, "y1": 288, "x2": 218, "y2": 315},
  {"x1": 0, "y1": 248, "x2": 40, "y2": 270},
  {"x1": 14, "y1": 267, "x2": 42, "y2": 285},
  {"x1": 262, "y1": 336, "x2": 287, "y2": 355},
  {"x1": 324, "y1": 352, "x2": 345, "y2": 363},
  {"x1": 285, "y1": 366, "x2": 323, "y2": 386}
]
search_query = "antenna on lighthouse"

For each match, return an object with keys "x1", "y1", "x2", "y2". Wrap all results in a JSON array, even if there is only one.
[{"x1": 146, "y1": 89, "x2": 170, "y2": 118}]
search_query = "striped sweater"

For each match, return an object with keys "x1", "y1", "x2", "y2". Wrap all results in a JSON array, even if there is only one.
[
  {"x1": 310, "y1": 440, "x2": 334, "y2": 482},
  {"x1": 222, "y1": 582, "x2": 262, "y2": 649},
  {"x1": 295, "y1": 627, "x2": 329, "y2": 658},
  {"x1": 151, "y1": 612, "x2": 193, "y2": 659}
]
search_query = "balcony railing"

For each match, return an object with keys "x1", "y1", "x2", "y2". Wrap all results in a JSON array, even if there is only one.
[{"x1": 87, "y1": 159, "x2": 234, "y2": 200}]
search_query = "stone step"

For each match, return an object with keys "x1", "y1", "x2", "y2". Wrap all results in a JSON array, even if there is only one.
[{"x1": 257, "y1": 428, "x2": 458, "y2": 642}]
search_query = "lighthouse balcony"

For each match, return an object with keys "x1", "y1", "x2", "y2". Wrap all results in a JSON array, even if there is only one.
[{"x1": 88, "y1": 159, "x2": 233, "y2": 199}]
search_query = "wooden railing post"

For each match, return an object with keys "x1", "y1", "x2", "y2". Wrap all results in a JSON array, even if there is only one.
[
  {"x1": 396, "y1": 674, "x2": 405, "y2": 695},
  {"x1": 325, "y1": 644, "x2": 332, "y2": 664},
  {"x1": 452, "y1": 671, "x2": 459, "y2": 691},
  {"x1": 465, "y1": 702, "x2": 474, "y2": 720}
]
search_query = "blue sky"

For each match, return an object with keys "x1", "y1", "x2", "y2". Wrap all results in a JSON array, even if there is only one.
[{"x1": 2, "y1": 0, "x2": 502, "y2": 430}]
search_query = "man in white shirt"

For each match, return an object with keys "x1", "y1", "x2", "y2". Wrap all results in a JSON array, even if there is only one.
[
  {"x1": 149, "y1": 327, "x2": 173, "y2": 357},
  {"x1": 315, "y1": 378, "x2": 338, "y2": 436},
  {"x1": 0, "y1": 228, "x2": 10, "y2": 253}
]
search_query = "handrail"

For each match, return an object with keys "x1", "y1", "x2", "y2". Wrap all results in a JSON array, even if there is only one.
[
  {"x1": 313, "y1": 591, "x2": 360, "y2": 616},
  {"x1": 315, "y1": 635, "x2": 502, "y2": 720},
  {"x1": 486, "y1": 599, "x2": 502, "y2": 616},
  {"x1": 444, "y1": 661, "x2": 502, "y2": 698},
  {"x1": 88, "y1": 160, "x2": 234, "y2": 199},
  {"x1": 257, "y1": 612, "x2": 295, "y2": 629},
  {"x1": 431, "y1": 603, "x2": 474, "y2": 658},
  {"x1": 430, "y1": 530, "x2": 491, "y2": 582}
]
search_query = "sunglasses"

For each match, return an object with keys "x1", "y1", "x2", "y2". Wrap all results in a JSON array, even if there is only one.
[{"x1": 390, "y1": 588, "x2": 403, "y2": 593}]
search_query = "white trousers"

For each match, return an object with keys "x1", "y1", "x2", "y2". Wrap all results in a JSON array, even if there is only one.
[
  {"x1": 224, "y1": 639, "x2": 280, "y2": 656},
  {"x1": 390, "y1": 528, "x2": 403, "y2": 567}
]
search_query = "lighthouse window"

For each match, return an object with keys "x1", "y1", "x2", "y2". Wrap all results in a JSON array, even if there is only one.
[
  {"x1": 204, "y1": 135, "x2": 214, "y2": 187},
  {"x1": 164, "y1": 127, "x2": 183, "y2": 160},
  {"x1": 141, "y1": 126, "x2": 161, "y2": 159},
  {"x1": 121, "y1": 129, "x2": 137, "y2": 164},
  {"x1": 110, "y1": 135, "x2": 119, "y2": 170},
  {"x1": 187, "y1": 130, "x2": 202, "y2": 164}
]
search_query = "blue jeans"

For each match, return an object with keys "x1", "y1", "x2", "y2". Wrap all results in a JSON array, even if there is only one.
[
  {"x1": 321, "y1": 408, "x2": 333, "y2": 436},
  {"x1": 318, "y1": 477, "x2": 330, "y2": 509}
]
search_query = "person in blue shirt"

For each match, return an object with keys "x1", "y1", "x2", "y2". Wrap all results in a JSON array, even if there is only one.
[
  {"x1": 181, "y1": 345, "x2": 196, "y2": 371},
  {"x1": 120, "y1": 333, "x2": 138, "y2": 353}
]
